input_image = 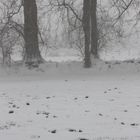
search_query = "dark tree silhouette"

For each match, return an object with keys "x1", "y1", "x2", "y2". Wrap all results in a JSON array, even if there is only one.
[
  {"x1": 83, "y1": 0, "x2": 91, "y2": 68},
  {"x1": 90, "y1": 0, "x2": 98, "y2": 58},
  {"x1": 23, "y1": 0, "x2": 43, "y2": 67}
]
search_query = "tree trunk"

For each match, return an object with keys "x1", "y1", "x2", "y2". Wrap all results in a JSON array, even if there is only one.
[
  {"x1": 90, "y1": 0, "x2": 98, "y2": 58},
  {"x1": 83, "y1": 0, "x2": 91, "y2": 68},
  {"x1": 23, "y1": 0, "x2": 42, "y2": 67},
  {"x1": 1, "y1": 42, "x2": 11, "y2": 67}
]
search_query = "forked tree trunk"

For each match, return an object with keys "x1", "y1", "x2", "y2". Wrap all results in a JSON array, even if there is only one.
[
  {"x1": 23, "y1": 0, "x2": 42, "y2": 67},
  {"x1": 90, "y1": 0, "x2": 98, "y2": 58},
  {"x1": 83, "y1": 0, "x2": 91, "y2": 68}
]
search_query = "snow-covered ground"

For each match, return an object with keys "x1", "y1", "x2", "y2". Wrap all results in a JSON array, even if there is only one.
[{"x1": 0, "y1": 61, "x2": 140, "y2": 140}]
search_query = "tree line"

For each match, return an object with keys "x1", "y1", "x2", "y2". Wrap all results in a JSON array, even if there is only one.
[{"x1": 0, "y1": 0, "x2": 139, "y2": 68}]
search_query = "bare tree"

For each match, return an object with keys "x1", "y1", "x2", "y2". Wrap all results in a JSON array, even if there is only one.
[
  {"x1": 0, "y1": 0, "x2": 23, "y2": 66},
  {"x1": 83, "y1": 0, "x2": 91, "y2": 68},
  {"x1": 90, "y1": 0, "x2": 98, "y2": 58},
  {"x1": 23, "y1": 0, "x2": 43, "y2": 67}
]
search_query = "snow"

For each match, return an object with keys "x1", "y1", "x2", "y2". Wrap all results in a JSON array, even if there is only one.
[{"x1": 0, "y1": 61, "x2": 140, "y2": 140}]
